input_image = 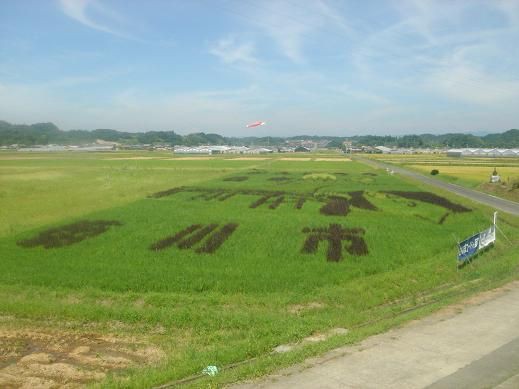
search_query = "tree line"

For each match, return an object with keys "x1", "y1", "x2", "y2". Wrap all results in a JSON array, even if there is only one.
[{"x1": 0, "y1": 120, "x2": 518, "y2": 148}]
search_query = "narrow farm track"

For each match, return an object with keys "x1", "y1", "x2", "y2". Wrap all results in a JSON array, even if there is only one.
[{"x1": 355, "y1": 156, "x2": 519, "y2": 216}]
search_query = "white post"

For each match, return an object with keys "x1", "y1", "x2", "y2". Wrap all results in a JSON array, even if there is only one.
[{"x1": 493, "y1": 211, "x2": 497, "y2": 226}]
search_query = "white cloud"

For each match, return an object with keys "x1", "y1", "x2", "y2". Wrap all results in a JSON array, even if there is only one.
[{"x1": 209, "y1": 37, "x2": 257, "y2": 65}]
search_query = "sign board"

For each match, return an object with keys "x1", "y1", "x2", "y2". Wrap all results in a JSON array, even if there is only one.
[
  {"x1": 479, "y1": 225, "x2": 496, "y2": 249},
  {"x1": 458, "y1": 233, "x2": 480, "y2": 262}
]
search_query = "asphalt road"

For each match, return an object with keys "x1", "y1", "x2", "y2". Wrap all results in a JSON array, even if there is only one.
[{"x1": 354, "y1": 156, "x2": 519, "y2": 216}]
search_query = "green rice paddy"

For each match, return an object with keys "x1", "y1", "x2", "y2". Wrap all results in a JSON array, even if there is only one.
[{"x1": 1, "y1": 151, "x2": 519, "y2": 387}]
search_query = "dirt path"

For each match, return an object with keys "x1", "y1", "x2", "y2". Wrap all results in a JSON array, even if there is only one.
[
  {"x1": 233, "y1": 281, "x2": 519, "y2": 388},
  {"x1": 0, "y1": 325, "x2": 164, "y2": 388}
]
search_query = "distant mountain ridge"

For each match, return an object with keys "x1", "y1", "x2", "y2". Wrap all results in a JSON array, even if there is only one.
[{"x1": 0, "y1": 120, "x2": 518, "y2": 148}]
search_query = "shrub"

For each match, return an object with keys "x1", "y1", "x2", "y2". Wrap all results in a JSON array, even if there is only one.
[{"x1": 430, "y1": 169, "x2": 439, "y2": 175}]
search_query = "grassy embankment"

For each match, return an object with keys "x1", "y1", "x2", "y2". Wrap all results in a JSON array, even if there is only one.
[{"x1": 1, "y1": 151, "x2": 519, "y2": 387}]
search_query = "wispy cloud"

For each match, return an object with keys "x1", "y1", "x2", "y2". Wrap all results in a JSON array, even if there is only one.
[
  {"x1": 232, "y1": 0, "x2": 352, "y2": 63},
  {"x1": 58, "y1": 0, "x2": 127, "y2": 37},
  {"x1": 209, "y1": 37, "x2": 257, "y2": 65}
]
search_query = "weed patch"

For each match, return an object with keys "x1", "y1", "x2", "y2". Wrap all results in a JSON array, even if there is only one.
[{"x1": 17, "y1": 220, "x2": 122, "y2": 249}]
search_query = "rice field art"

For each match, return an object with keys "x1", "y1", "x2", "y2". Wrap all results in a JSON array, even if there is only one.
[{"x1": 1, "y1": 153, "x2": 519, "y2": 388}]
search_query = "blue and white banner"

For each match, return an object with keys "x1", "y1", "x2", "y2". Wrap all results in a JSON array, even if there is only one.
[
  {"x1": 458, "y1": 234, "x2": 480, "y2": 262},
  {"x1": 479, "y1": 225, "x2": 496, "y2": 249},
  {"x1": 457, "y1": 212, "x2": 497, "y2": 262}
]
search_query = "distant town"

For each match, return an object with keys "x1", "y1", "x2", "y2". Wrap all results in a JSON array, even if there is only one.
[{"x1": 1, "y1": 120, "x2": 518, "y2": 157}]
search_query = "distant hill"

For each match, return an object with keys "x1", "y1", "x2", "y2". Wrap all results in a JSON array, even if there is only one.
[{"x1": 0, "y1": 120, "x2": 518, "y2": 148}]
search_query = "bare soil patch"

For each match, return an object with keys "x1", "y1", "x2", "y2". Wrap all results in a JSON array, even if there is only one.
[
  {"x1": 0, "y1": 327, "x2": 163, "y2": 388},
  {"x1": 17, "y1": 220, "x2": 122, "y2": 249},
  {"x1": 384, "y1": 191, "x2": 471, "y2": 213},
  {"x1": 288, "y1": 302, "x2": 326, "y2": 315}
]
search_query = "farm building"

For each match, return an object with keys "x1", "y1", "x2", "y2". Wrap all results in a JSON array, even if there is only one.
[{"x1": 446, "y1": 148, "x2": 519, "y2": 158}]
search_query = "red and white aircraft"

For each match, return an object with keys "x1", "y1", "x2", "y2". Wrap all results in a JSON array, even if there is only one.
[{"x1": 246, "y1": 121, "x2": 266, "y2": 128}]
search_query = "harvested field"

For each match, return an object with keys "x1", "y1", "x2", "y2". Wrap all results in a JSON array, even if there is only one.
[
  {"x1": 17, "y1": 220, "x2": 122, "y2": 249},
  {"x1": 226, "y1": 157, "x2": 269, "y2": 161},
  {"x1": 106, "y1": 157, "x2": 160, "y2": 160},
  {"x1": 384, "y1": 191, "x2": 471, "y2": 213},
  {"x1": 320, "y1": 197, "x2": 350, "y2": 216},
  {"x1": 196, "y1": 223, "x2": 239, "y2": 253},
  {"x1": 302, "y1": 224, "x2": 368, "y2": 261},
  {"x1": 348, "y1": 191, "x2": 378, "y2": 211},
  {"x1": 279, "y1": 158, "x2": 311, "y2": 161},
  {"x1": 314, "y1": 158, "x2": 351, "y2": 161},
  {"x1": 167, "y1": 157, "x2": 215, "y2": 160},
  {"x1": 223, "y1": 176, "x2": 249, "y2": 182},
  {"x1": 0, "y1": 327, "x2": 163, "y2": 388}
]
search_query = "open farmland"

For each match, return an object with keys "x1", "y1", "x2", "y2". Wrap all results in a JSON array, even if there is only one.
[
  {"x1": 1, "y1": 152, "x2": 519, "y2": 388},
  {"x1": 368, "y1": 154, "x2": 519, "y2": 202}
]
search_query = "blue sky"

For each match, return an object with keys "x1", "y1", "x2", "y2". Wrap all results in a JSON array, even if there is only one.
[{"x1": 1, "y1": 0, "x2": 519, "y2": 136}]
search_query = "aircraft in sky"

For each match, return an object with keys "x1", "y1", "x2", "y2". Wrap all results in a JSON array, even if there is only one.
[{"x1": 246, "y1": 121, "x2": 266, "y2": 128}]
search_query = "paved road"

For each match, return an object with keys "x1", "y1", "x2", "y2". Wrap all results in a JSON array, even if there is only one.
[
  {"x1": 233, "y1": 282, "x2": 519, "y2": 389},
  {"x1": 354, "y1": 157, "x2": 519, "y2": 216}
]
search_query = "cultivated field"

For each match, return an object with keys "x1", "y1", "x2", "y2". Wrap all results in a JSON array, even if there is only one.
[
  {"x1": 1, "y1": 151, "x2": 519, "y2": 388},
  {"x1": 367, "y1": 154, "x2": 519, "y2": 202}
]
